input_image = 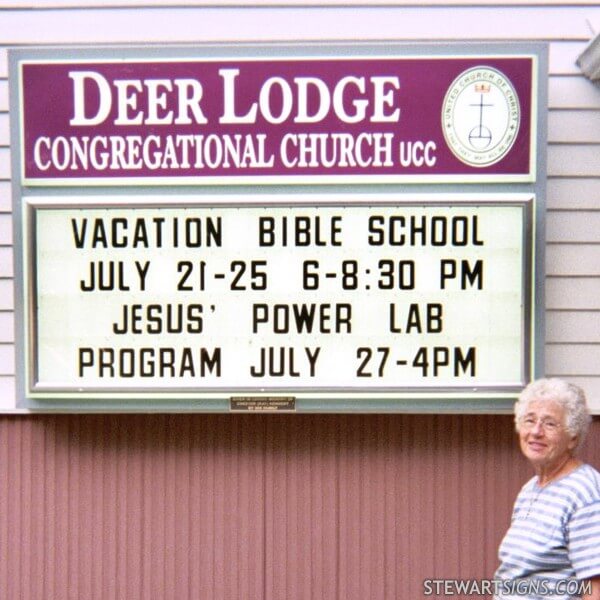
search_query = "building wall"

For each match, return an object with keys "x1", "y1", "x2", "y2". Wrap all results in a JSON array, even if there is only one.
[
  {"x1": 0, "y1": 2, "x2": 599, "y2": 599},
  {"x1": 2, "y1": 413, "x2": 599, "y2": 600}
]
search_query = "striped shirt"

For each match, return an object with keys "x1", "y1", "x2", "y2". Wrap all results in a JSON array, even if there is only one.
[{"x1": 494, "y1": 464, "x2": 600, "y2": 599}]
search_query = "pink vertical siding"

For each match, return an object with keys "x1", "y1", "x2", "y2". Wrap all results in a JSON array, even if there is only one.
[{"x1": 0, "y1": 414, "x2": 598, "y2": 599}]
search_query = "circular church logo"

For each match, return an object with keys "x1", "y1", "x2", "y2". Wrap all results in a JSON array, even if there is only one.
[{"x1": 442, "y1": 67, "x2": 520, "y2": 167}]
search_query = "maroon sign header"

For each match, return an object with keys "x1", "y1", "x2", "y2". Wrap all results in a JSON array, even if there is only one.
[{"x1": 19, "y1": 55, "x2": 535, "y2": 184}]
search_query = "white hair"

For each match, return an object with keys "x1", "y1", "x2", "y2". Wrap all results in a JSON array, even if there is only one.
[{"x1": 514, "y1": 378, "x2": 592, "y2": 448}]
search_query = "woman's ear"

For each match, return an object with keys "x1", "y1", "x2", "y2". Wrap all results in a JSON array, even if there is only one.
[{"x1": 568, "y1": 435, "x2": 579, "y2": 452}]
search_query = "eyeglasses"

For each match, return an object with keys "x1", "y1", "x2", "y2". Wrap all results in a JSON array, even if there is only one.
[{"x1": 519, "y1": 416, "x2": 562, "y2": 433}]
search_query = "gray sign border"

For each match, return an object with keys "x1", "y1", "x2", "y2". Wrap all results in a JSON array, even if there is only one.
[{"x1": 9, "y1": 42, "x2": 548, "y2": 413}]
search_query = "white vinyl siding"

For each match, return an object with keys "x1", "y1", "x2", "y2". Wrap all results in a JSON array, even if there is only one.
[{"x1": 0, "y1": 2, "x2": 599, "y2": 410}]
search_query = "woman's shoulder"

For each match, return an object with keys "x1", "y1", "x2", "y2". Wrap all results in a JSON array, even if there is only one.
[
  {"x1": 564, "y1": 465, "x2": 600, "y2": 533},
  {"x1": 558, "y1": 463, "x2": 600, "y2": 505},
  {"x1": 515, "y1": 475, "x2": 538, "y2": 499},
  {"x1": 570, "y1": 463, "x2": 600, "y2": 485}
]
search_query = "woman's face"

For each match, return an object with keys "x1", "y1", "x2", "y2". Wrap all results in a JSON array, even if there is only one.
[{"x1": 518, "y1": 399, "x2": 578, "y2": 471}]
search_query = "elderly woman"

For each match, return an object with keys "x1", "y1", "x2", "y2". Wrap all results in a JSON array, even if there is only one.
[{"x1": 494, "y1": 378, "x2": 600, "y2": 600}]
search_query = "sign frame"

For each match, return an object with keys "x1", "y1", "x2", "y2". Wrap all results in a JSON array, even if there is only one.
[{"x1": 9, "y1": 42, "x2": 548, "y2": 413}]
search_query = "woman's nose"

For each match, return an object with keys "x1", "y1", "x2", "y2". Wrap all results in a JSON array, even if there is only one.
[{"x1": 531, "y1": 420, "x2": 544, "y2": 434}]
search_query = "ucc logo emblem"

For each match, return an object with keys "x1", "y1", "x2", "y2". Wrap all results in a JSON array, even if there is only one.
[{"x1": 442, "y1": 66, "x2": 520, "y2": 167}]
